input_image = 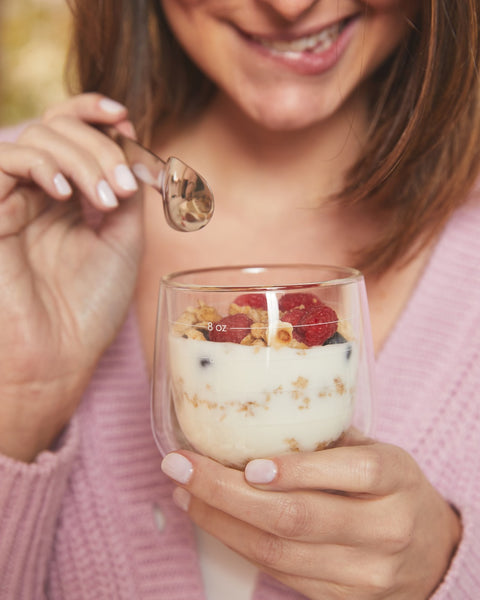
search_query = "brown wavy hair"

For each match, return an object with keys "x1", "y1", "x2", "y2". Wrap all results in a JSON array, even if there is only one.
[{"x1": 66, "y1": 0, "x2": 480, "y2": 274}]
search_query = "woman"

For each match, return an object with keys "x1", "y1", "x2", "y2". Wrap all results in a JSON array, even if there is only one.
[{"x1": 0, "y1": 1, "x2": 479, "y2": 598}]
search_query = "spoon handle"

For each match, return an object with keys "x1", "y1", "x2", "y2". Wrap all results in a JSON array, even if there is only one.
[{"x1": 104, "y1": 127, "x2": 168, "y2": 191}]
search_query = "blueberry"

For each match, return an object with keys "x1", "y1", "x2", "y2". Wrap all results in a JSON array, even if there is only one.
[
  {"x1": 323, "y1": 332, "x2": 352, "y2": 360},
  {"x1": 323, "y1": 332, "x2": 347, "y2": 345},
  {"x1": 198, "y1": 328, "x2": 210, "y2": 341}
]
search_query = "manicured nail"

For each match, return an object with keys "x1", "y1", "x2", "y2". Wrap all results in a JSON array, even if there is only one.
[
  {"x1": 99, "y1": 98, "x2": 126, "y2": 115},
  {"x1": 53, "y1": 173, "x2": 72, "y2": 196},
  {"x1": 97, "y1": 179, "x2": 118, "y2": 208},
  {"x1": 172, "y1": 487, "x2": 191, "y2": 512},
  {"x1": 244, "y1": 459, "x2": 277, "y2": 484},
  {"x1": 161, "y1": 453, "x2": 193, "y2": 484},
  {"x1": 114, "y1": 164, "x2": 138, "y2": 191}
]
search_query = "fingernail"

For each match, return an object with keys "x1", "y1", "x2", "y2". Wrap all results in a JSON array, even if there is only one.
[
  {"x1": 114, "y1": 164, "x2": 138, "y2": 191},
  {"x1": 99, "y1": 98, "x2": 126, "y2": 115},
  {"x1": 161, "y1": 453, "x2": 193, "y2": 484},
  {"x1": 53, "y1": 173, "x2": 72, "y2": 196},
  {"x1": 172, "y1": 487, "x2": 191, "y2": 512},
  {"x1": 245, "y1": 459, "x2": 277, "y2": 484},
  {"x1": 97, "y1": 179, "x2": 118, "y2": 208}
]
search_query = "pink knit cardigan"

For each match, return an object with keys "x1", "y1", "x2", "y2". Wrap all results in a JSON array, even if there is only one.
[{"x1": 0, "y1": 125, "x2": 479, "y2": 598}]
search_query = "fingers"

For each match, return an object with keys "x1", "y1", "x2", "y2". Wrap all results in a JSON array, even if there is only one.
[
  {"x1": 161, "y1": 451, "x2": 385, "y2": 546},
  {"x1": 42, "y1": 93, "x2": 128, "y2": 126},
  {"x1": 43, "y1": 93, "x2": 137, "y2": 141},
  {"x1": 162, "y1": 446, "x2": 434, "y2": 598},
  {"x1": 244, "y1": 442, "x2": 417, "y2": 496},
  {"x1": 0, "y1": 143, "x2": 73, "y2": 201},
  {"x1": 180, "y1": 492, "x2": 384, "y2": 589},
  {"x1": 0, "y1": 94, "x2": 140, "y2": 212},
  {"x1": 20, "y1": 119, "x2": 138, "y2": 210}
]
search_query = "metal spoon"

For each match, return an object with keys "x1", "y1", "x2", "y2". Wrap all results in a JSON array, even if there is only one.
[{"x1": 107, "y1": 129, "x2": 214, "y2": 232}]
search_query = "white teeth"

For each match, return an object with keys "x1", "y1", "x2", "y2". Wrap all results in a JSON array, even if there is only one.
[{"x1": 254, "y1": 23, "x2": 341, "y2": 55}]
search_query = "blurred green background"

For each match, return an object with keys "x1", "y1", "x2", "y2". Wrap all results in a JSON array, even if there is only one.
[{"x1": 0, "y1": 0, "x2": 70, "y2": 127}]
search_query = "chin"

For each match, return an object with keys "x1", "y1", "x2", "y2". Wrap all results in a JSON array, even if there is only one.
[
  {"x1": 240, "y1": 92, "x2": 340, "y2": 133},
  {"x1": 225, "y1": 67, "x2": 358, "y2": 131}
]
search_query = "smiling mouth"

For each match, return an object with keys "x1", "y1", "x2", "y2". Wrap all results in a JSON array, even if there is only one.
[{"x1": 249, "y1": 17, "x2": 354, "y2": 57}]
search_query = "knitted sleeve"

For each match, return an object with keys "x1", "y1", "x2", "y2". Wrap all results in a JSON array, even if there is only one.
[
  {"x1": 424, "y1": 280, "x2": 480, "y2": 599},
  {"x1": 0, "y1": 122, "x2": 28, "y2": 142},
  {"x1": 373, "y1": 195, "x2": 480, "y2": 600},
  {"x1": 0, "y1": 419, "x2": 79, "y2": 599},
  {"x1": 430, "y1": 368, "x2": 480, "y2": 600},
  {"x1": 0, "y1": 123, "x2": 79, "y2": 597}
]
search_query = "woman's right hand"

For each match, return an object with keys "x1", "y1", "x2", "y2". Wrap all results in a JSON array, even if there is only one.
[{"x1": 0, "y1": 93, "x2": 143, "y2": 462}]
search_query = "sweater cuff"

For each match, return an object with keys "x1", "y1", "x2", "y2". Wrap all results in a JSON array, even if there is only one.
[
  {"x1": 431, "y1": 504, "x2": 480, "y2": 599},
  {"x1": 0, "y1": 418, "x2": 79, "y2": 597}
]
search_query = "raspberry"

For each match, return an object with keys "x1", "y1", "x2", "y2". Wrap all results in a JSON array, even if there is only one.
[
  {"x1": 299, "y1": 305, "x2": 338, "y2": 347},
  {"x1": 209, "y1": 313, "x2": 253, "y2": 344},
  {"x1": 232, "y1": 293, "x2": 267, "y2": 310},
  {"x1": 281, "y1": 308, "x2": 306, "y2": 342},
  {"x1": 278, "y1": 292, "x2": 320, "y2": 312},
  {"x1": 282, "y1": 308, "x2": 305, "y2": 326}
]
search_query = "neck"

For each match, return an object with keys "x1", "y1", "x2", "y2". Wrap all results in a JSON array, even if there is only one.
[
  {"x1": 155, "y1": 88, "x2": 369, "y2": 210},
  {"x1": 197, "y1": 90, "x2": 367, "y2": 200}
]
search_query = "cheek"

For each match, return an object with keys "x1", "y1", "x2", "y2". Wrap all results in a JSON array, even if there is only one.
[
  {"x1": 359, "y1": 0, "x2": 419, "y2": 55},
  {"x1": 160, "y1": 0, "x2": 203, "y2": 21},
  {"x1": 362, "y1": 0, "x2": 407, "y2": 6},
  {"x1": 164, "y1": 0, "x2": 201, "y2": 5},
  {"x1": 161, "y1": 0, "x2": 231, "y2": 86},
  {"x1": 360, "y1": 0, "x2": 419, "y2": 16},
  {"x1": 161, "y1": 0, "x2": 226, "y2": 9}
]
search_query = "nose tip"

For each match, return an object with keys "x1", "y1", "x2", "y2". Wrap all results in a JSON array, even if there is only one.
[{"x1": 257, "y1": 0, "x2": 319, "y2": 22}]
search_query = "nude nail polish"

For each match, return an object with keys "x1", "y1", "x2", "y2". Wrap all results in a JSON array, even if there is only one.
[
  {"x1": 97, "y1": 179, "x2": 118, "y2": 208},
  {"x1": 161, "y1": 453, "x2": 193, "y2": 484}
]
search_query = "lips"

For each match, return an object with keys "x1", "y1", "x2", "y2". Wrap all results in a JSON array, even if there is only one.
[
  {"x1": 238, "y1": 15, "x2": 358, "y2": 74},
  {"x1": 251, "y1": 20, "x2": 345, "y2": 56}
]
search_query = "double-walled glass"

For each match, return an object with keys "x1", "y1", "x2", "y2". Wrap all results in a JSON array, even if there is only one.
[{"x1": 152, "y1": 264, "x2": 375, "y2": 469}]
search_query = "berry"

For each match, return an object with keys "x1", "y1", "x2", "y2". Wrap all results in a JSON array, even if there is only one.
[
  {"x1": 209, "y1": 313, "x2": 253, "y2": 344},
  {"x1": 281, "y1": 308, "x2": 306, "y2": 342},
  {"x1": 278, "y1": 292, "x2": 320, "y2": 312},
  {"x1": 323, "y1": 331, "x2": 347, "y2": 345},
  {"x1": 282, "y1": 308, "x2": 305, "y2": 326},
  {"x1": 323, "y1": 333, "x2": 352, "y2": 360},
  {"x1": 232, "y1": 293, "x2": 267, "y2": 310},
  {"x1": 299, "y1": 305, "x2": 338, "y2": 347}
]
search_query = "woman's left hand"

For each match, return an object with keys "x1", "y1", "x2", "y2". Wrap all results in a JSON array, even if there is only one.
[{"x1": 161, "y1": 439, "x2": 461, "y2": 600}]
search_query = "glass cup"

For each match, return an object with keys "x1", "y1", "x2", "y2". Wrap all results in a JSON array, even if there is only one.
[{"x1": 152, "y1": 264, "x2": 375, "y2": 469}]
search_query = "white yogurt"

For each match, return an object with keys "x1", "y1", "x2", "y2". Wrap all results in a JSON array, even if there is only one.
[{"x1": 168, "y1": 335, "x2": 358, "y2": 468}]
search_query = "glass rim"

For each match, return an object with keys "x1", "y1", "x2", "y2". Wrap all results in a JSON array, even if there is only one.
[{"x1": 160, "y1": 263, "x2": 363, "y2": 292}]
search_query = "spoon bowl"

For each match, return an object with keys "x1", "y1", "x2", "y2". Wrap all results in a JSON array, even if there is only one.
[{"x1": 107, "y1": 129, "x2": 214, "y2": 232}]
